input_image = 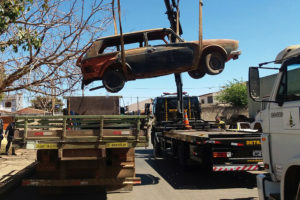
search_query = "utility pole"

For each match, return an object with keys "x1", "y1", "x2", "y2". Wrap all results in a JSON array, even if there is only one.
[{"x1": 51, "y1": 80, "x2": 56, "y2": 115}]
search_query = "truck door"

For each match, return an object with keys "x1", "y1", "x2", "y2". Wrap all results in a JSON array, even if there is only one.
[{"x1": 268, "y1": 63, "x2": 300, "y2": 181}]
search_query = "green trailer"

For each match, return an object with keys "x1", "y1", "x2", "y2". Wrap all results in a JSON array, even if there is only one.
[{"x1": 13, "y1": 114, "x2": 149, "y2": 192}]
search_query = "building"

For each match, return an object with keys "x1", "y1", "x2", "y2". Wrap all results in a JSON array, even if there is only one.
[
  {"x1": 0, "y1": 93, "x2": 23, "y2": 113},
  {"x1": 199, "y1": 91, "x2": 248, "y2": 122},
  {"x1": 198, "y1": 92, "x2": 220, "y2": 105},
  {"x1": 15, "y1": 107, "x2": 50, "y2": 115},
  {"x1": 126, "y1": 98, "x2": 153, "y2": 114}
]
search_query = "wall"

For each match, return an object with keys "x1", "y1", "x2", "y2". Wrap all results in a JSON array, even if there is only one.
[{"x1": 201, "y1": 104, "x2": 248, "y2": 122}]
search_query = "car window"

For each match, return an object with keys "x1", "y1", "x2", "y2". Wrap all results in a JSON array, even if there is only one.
[
  {"x1": 83, "y1": 40, "x2": 103, "y2": 59},
  {"x1": 124, "y1": 42, "x2": 143, "y2": 50},
  {"x1": 147, "y1": 35, "x2": 169, "y2": 46},
  {"x1": 102, "y1": 46, "x2": 118, "y2": 54}
]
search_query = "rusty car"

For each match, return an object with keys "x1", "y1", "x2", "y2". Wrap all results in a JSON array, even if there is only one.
[{"x1": 76, "y1": 28, "x2": 240, "y2": 93}]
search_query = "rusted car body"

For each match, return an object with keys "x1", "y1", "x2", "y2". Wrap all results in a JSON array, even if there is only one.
[{"x1": 76, "y1": 28, "x2": 240, "y2": 92}]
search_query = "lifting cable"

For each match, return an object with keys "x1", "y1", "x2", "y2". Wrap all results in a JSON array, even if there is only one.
[
  {"x1": 117, "y1": 0, "x2": 128, "y2": 79},
  {"x1": 111, "y1": 0, "x2": 127, "y2": 79},
  {"x1": 198, "y1": 0, "x2": 203, "y2": 60}
]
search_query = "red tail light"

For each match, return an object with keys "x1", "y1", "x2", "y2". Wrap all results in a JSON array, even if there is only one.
[
  {"x1": 213, "y1": 152, "x2": 232, "y2": 158},
  {"x1": 264, "y1": 163, "x2": 269, "y2": 169}
]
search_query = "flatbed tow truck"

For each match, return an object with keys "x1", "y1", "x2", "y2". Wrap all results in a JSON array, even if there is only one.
[
  {"x1": 151, "y1": 94, "x2": 263, "y2": 172},
  {"x1": 147, "y1": 1, "x2": 262, "y2": 172}
]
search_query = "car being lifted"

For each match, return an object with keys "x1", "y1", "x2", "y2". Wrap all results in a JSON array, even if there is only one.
[{"x1": 76, "y1": 28, "x2": 240, "y2": 93}]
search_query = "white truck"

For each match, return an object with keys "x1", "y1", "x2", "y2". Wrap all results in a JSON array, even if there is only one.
[{"x1": 249, "y1": 45, "x2": 300, "y2": 200}]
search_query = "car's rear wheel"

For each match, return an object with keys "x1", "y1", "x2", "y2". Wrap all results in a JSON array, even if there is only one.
[
  {"x1": 188, "y1": 67, "x2": 206, "y2": 79},
  {"x1": 204, "y1": 51, "x2": 226, "y2": 75},
  {"x1": 102, "y1": 68, "x2": 125, "y2": 93}
]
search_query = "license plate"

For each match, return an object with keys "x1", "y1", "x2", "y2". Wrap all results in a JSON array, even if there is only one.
[
  {"x1": 253, "y1": 150, "x2": 262, "y2": 157},
  {"x1": 35, "y1": 143, "x2": 58, "y2": 149},
  {"x1": 106, "y1": 142, "x2": 128, "y2": 148}
]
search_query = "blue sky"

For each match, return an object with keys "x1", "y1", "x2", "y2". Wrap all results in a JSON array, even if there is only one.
[{"x1": 84, "y1": 0, "x2": 300, "y2": 106}]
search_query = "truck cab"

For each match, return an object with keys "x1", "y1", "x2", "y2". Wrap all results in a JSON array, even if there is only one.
[
  {"x1": 152, "y1": 94, "x2": 201, "y2": 124},
  {"x1": 249, "y1": 45, "x2": 300, "y2": 200}
]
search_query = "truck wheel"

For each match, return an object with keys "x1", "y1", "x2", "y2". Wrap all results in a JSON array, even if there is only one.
[
  {"x1": 178, "y1": 142, "x2": 189, "y2": 167},
  {"x1": 153, "y1": 136, "x2": 162, "y2": 158},
  {"x1": 295, "y1": 182, "x2": 300, "y2": 200},
  {"x1": 202, "y1": 147, "x2": 213, "y2": 172},
  {"x1": 102, "y1": 68, "x2": 125, "y2": 93},
  {"x1": 203, "y1": 51, "x2": 226, "y2": 75}
]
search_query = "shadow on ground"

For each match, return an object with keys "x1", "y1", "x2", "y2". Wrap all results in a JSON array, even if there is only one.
[
  {"x1": 136, "y1": 174, "x2": 160, "y2": 186},
  {"x1": 139, "y1": 148, "x2": 258, "y2": 190},
  {"x1": 1, "y1": 186, "x2": 107, "y2": 200}
]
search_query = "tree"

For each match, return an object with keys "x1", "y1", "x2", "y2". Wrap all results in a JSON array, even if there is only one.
[
  {"x1": 0, "y1": 0, "x2": 112, "y2": 96},
  {"x1": 216, "y1": 79, "x2": 248, "y2": 108},
  {"x1": 31, "y1": 96, "x2": 64, "y2": 112}
]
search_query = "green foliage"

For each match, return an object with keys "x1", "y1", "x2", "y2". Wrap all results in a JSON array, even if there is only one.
[
  {"x1": 0, "y1": 93, "x2": 4, "y2": 101},
  {"x1": 216, "y1": 79, "x2": 248, "y2": 108},
  {"x1": 0, "y1": 0, "x2": 45, "y2": 52},
  {"x1": 31, "y1": 96, "x2": 64, "y2": 112}
]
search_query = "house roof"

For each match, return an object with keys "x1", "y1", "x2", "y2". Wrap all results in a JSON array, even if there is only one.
[
  {"x1": 15, "y1": 107, "x2": 49, "y2": 115},
  {"x1": 0, "y1": 110, "x2": 12, "y2": 114}
]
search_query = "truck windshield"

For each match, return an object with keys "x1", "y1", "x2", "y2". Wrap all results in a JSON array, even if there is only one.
[{"x1": 277, "y1": 63, "x2": 300, "y2": 101}]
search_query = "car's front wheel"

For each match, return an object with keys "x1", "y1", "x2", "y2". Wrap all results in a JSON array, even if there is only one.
[
  {"x1": 102, "y1": 68, "x2": 125, "y2": 93},
  {"x1": 203, "y1": 51, "x2": 226, "y2": 75}
]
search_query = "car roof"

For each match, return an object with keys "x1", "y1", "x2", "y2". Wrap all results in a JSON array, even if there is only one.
[{"x1": 95, "y1": 28, "x2": 176, "y2": 42}]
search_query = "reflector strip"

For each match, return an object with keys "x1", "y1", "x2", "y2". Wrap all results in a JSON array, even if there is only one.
[
  {"x1": 34, "y1": 132, "x2": 43, "y2": 136},
  {"x1": 213, "y1": 165, "x2": 259, "y2": 171},
  {"x1": 231, "y1": 142, "x2": 244, "y2": 146},
  {"x1": 113, "y1": 131, "x2": 122, "y2": 135},
  {"x1": 205, "y1": 140, "x2": 222, "y2": 144}
]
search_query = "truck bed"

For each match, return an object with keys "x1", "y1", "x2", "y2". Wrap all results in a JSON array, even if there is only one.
[
  {"x1": 159, "y1": 128, "x2": 263, "y2": 172},
  {"x1": 12, "y1": 115, "x2": 149, "y2": 191},
  {"x1": 13, "y1": 115, "x2": 149, "y2": 150},
  {"x1": 162, "y1": 129, "x2": 261, "y2": 142}
]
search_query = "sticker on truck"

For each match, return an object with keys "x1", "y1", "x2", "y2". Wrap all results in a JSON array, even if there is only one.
[
  {"x1": 106, "y1": 142, "x2": 128, "y2": 148},
  {"x1": 246, "y1": 140, "x2": 261, "y2": 145},
  {"x1": 26, "y1": 141, "x2": 58, "y2": 149},
  {"x1": 253, "y1": 150, "x2": 262, "y2": 157},
  {"x1": 35, "y1": 143, "x2": 58, "y2": 149}
]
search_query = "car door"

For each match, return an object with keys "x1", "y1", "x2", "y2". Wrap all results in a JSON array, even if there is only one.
[
  {"x1": 125, "y1": 46, "x2": 148, "y2": 76},
  {"x1": 143, "y1": 42, "x2": 196, "y2": 78},
  {"x1": 268, "y1": 63, "x2": 300, "y2": 181}
]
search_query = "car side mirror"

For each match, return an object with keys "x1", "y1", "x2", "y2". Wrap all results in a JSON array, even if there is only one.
[{"x1": 249, "y1": 67, "x2": 260, "y2": 101}]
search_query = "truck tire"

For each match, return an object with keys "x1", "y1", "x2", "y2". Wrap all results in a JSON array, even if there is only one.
[
  {"x1": 177, "y1": 142, "x2": 189, "y2": 167},
  {"x1": 202, "y1": 146, "x2": 213, "y2": 172},
  {"x1": 203, "y1": 51, "x2": 226, "y2": 75},
  {"x1": 153, "y1": 135, "x2": 162, "y2": 158},
  {"x1": 295, "y1": 182, "x2": 300, "y2": 200},
  {"x1": 102, "y1": 68, "x2": 125, "y2": 93}
]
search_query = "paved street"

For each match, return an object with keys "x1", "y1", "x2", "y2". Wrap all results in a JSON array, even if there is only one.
[
  {"x1": 2, "y1": 146, "x2": 260, "y2": 200},
  {"x1": 108, "y1": 147, "x2": 259, "y2": 200}
]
